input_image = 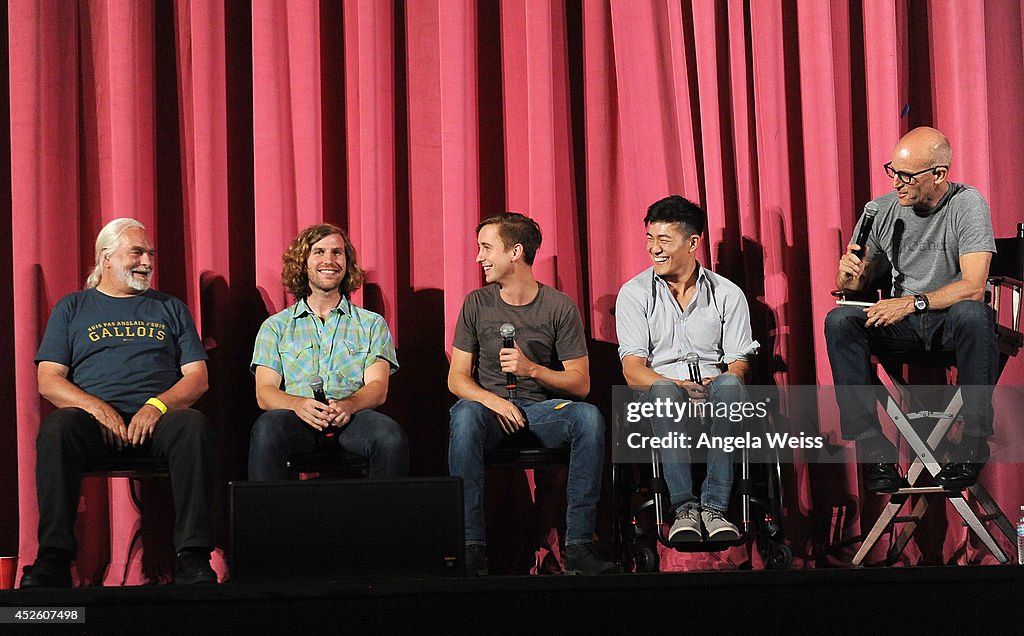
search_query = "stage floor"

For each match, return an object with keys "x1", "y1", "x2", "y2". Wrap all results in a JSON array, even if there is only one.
[{"x1": 2, "y1": 565, "x2": 1021, "y2": 634}]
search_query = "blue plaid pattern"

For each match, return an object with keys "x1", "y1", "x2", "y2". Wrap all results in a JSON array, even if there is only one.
[{"x1": 251, "y1": 297, "x2": 398, "y2": 400}]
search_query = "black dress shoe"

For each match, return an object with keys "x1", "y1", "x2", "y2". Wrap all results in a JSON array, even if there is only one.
[
  {"x1": 19, "y1": 550, "x2": 72, "y2": 588},
  {"x1": 174, "y1": 550, "x2": 217, "y2": 584},
  {"x1": 934, "y1": 438, "x2": 990, "y2": 490},
  {"x1": 864, "y1": 462, "x2": 902, "y2": 493},
  {"x1": 464, "y1": 544, "x2": 488, "y2": 576}
]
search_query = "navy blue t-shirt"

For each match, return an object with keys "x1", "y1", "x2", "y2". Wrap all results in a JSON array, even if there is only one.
[{"x1": 35, "y1": 288, "x2": 207, "y2": 414}]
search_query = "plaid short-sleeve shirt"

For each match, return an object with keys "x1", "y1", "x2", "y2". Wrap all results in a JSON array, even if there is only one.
[{"x1": 251, "y1": 296, "x2": 398, "y2": 400}]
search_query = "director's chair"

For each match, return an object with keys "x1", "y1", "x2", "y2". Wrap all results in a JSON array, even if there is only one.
[{"x1": 847, "y1": 270, "x2": 1022, "y2": 566}]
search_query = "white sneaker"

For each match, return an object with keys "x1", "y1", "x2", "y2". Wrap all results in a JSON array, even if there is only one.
[
  {"x1": 668, "y1": 506, "x2": 702, "y2": 543},
  {"x1": 701, "y1": 508, "x2": 740, "y2": 541}
]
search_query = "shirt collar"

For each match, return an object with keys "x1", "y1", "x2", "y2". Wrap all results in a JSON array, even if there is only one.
[
  {"x1": 653, "y1": 262, "x2": 709, "y2": 290},
  {"x1": 290, "y1": 296, "x2": 351, "y2": 319}
]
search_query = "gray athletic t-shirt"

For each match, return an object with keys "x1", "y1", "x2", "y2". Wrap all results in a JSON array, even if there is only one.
[
  {"x1": 851, "y1": 182, "x2": 995, "y2": 297},
  {"x1": 452, "y1": 283, "x2": 588, "y2": 403}
]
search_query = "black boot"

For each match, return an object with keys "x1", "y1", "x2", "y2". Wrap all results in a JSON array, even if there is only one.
[
  {"x1": 934, "y1": 435, "x2": 990, "y2": 490},
  {"x1": 858, "y1": 436, "x2": 902, "y2": 494},
  {"x1": 19, "y1": 549, "x2": 72, "y2": 588}
]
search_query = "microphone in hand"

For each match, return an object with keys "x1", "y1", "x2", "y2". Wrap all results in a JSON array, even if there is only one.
[
  {"x1": 684, "y1": 352, "x2": 703, "y2": 384},
  {"x1": 499, "y1": 323, "x2": 518, "y2": 398},
  {"x1": 851, "y1": 201, "x2": 879, "y2": 259},
  {"x1": 498, "y1": 322, "x2": 529, "y2": 433},
  {"x1": 309, "y1": 375, "x2": 336, "y2": 441}
]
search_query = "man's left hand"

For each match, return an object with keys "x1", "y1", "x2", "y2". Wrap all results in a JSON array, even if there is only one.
[
  {"x1": 327, "y1": 399, "x2": 353, "y2": 428},
  {"x1": 127, "y1": 403, "x2": 163, "y2": 446},
  {"x1": 864, "y1": 296, "x2": 915, "y2": 327}
]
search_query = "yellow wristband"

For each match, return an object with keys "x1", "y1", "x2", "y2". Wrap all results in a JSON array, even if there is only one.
[{"x1": 145, "y1": 397, "x2": 168, "y2": 414}]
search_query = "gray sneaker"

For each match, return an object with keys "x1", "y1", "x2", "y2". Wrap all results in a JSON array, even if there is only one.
[
  {"x1": 701, "y1": 508, "x2": 740, "y2": 541},
  {"x1": 668, "y1": 505, "x2": 702, "y2": 543}
]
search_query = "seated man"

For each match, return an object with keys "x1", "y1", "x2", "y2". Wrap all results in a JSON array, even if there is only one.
[
  {"x1": 616, "y1": 196, "x2": 758, "y2": 542},
  {"x1": 249, "y1": 224, "x2": 408, "y2": 481},
  {"x1": 448, "y1": 212, "x2": 618, "y2": 576},
  {"x1": 22, "y1": 218, "x2": 216, "y2": 587},
  {"x1": 825, "y1": 126, "x2": 997, "y2": 492}
]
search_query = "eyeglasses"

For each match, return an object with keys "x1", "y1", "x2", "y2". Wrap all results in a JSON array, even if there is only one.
[{"x1": 883, "y1": 162, "x2": 948, "y2": 185}]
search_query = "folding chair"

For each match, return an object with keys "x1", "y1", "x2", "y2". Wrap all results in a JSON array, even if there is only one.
[{"x1": 849, "y1": 265, "x2": 1023, "y2": 566}]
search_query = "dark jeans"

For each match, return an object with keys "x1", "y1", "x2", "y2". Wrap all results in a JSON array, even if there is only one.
[
  {"x1": 824, "y1": 300, "x2": 998, "y2": 440},
  {"x1": 248, "y1": 409, "x2": 409, "y2": 481},
  {"x1": 36, "y1": 407, "x2": 216, "y2": 557},
  {"x1": 448, "y1": 398, "x2": 605, "y2": 546}
]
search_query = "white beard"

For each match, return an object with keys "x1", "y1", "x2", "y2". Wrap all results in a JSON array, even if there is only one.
[{"x1": 117, "y1": 266, "x2": 151, "y2": 292}]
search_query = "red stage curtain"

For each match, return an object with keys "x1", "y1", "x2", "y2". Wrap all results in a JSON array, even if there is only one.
[{"x1": 4, "y1": 0, "x2": 1024, "y2": 580}]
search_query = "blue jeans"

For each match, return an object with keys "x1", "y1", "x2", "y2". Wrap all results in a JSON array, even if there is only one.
[
  {"x1": 448, "y1": 398, "x2": 605, "y2": 545},
  {"x1": 248, "y1": 409, "x2": 409, "y2": 480},
  {"x1": 643, "y1": 376, "x2": 747, "y2": 513},
  {"x1": 824, "y1": 300, "x2": 997, "y2": 439}
]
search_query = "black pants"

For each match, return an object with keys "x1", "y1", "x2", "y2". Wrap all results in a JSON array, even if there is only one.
[{"x1": 35, "y1": 407, "x2": 216, "y2": 557}]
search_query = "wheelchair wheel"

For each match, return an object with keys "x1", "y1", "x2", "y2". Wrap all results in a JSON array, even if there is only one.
[
  {"x1": 766, "y1": 543, "x2": 792, "y2": 570},
  {"x1": 634, "y1": 547, "x2": 659, "y2": 573}
]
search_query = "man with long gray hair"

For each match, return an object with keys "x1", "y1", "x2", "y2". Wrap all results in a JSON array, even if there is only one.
[{"x1": 20, "y1": 218, "x2": 217, "y2": 587}]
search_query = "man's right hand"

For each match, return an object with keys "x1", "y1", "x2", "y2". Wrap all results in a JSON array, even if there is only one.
[
  {"x1": 293, "y1": 398, "x2": 336, "y2": 432},
  {"x1": 87, "y1": 401, "x2": 129, "y2": 450},
  {"x1": 837, "y1": 244, "x2": 868, "y2": 289},
  {"x1": 486, "y1": 395, "x2": 527, "y2": 434}
]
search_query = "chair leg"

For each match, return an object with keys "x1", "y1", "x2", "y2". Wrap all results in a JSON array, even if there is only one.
[{"x1": 968, "y1": 483, "x2": 1017, "y2": 544}]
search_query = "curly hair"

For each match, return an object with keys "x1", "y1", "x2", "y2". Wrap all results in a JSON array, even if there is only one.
[{"x1": 281, "y1": 224, "x2": 365, "y2": 299}]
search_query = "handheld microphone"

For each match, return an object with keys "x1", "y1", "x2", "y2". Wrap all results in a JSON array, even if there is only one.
[
  {"x1": 499, "y1": 323, "x2": 518, "y2": 399},
  {"x1": 309, "y1": 375, "x2": 336, "y2": 440},
  {"x1": 684, "y1": 352, "x2": 703, "y2": 384},
  {"x1": 499, "y1": 322, "x2": 531, "y2": 433},
  {"x1": 852, "y1": 202, "x2": 879, "y2": 259}
]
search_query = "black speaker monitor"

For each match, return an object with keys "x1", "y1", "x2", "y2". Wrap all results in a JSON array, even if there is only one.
[{"x1": 230, "y1": 478, "x2": 465, "y2": 581}]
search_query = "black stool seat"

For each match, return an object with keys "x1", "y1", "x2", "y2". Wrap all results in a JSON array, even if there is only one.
[
  {"x1": 286, "y1": 447, "x2": 370, "y2": 475},
  {"x1": 85, "y1": 454, "x2": 170, "y2": 478},
  {"x1": 484, "y1": 445, "x2": 570, "y2": 468},
  {"x1": 484, "y1": 431, "x2": 570, "y2": 468}
]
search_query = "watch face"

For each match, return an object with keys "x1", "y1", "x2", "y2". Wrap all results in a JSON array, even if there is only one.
[{"x1": 915, "y1": 297, "x2": 927, "y2": 311}]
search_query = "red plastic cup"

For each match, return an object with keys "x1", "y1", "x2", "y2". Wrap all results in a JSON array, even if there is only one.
[{"x1": 0, "y1": 556, "x2": 17, "y2": 590}]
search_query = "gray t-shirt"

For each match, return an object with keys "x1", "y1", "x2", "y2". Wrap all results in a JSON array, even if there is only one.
[
  {"x1": 851, "y1": 182, "x2": 995, "y2": 297},
  {"x1": 452, "y1": 283, "x2": 588, "y2": 403}
]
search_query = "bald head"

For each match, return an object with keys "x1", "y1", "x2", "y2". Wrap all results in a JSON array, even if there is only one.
[
  {"x1": 889, "y1": 127, "x2": 952, "y2": 210},
  {"x1": 893, "y1": 126, "x2": 952, "y2": 168}
]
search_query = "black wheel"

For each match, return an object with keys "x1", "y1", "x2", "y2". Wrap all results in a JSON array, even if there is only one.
[
  {"x1": 767, "y1": 543, "x2": 792, "y2": 570},
  {"x1": 634, "y1": 547, "x2": 659, "y2": 573}
]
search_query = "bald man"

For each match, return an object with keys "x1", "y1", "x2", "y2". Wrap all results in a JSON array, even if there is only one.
[{"x1": 825, "y1": 127, "x2": 997, "y2": 492}]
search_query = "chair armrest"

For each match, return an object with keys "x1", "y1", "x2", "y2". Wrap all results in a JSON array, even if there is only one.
[
  {"x1": 987, "y1": 276, "x2": 1024, "y2": 356},
  {"x1": 987, "y1": 275, "x2": 1024, "y2": 292}
]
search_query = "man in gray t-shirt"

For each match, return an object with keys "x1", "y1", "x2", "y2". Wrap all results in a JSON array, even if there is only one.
[
  {"x1": 448, "y1": 212, "x2": 618, "y2": 576},
  {"x1": 825, "y1": 126, "x2": 998, "y2": 493}
]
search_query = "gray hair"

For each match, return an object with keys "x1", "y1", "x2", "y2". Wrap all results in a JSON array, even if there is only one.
[{"x1": 85, "y1": 218, "x2": 146, "y2": 289}]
